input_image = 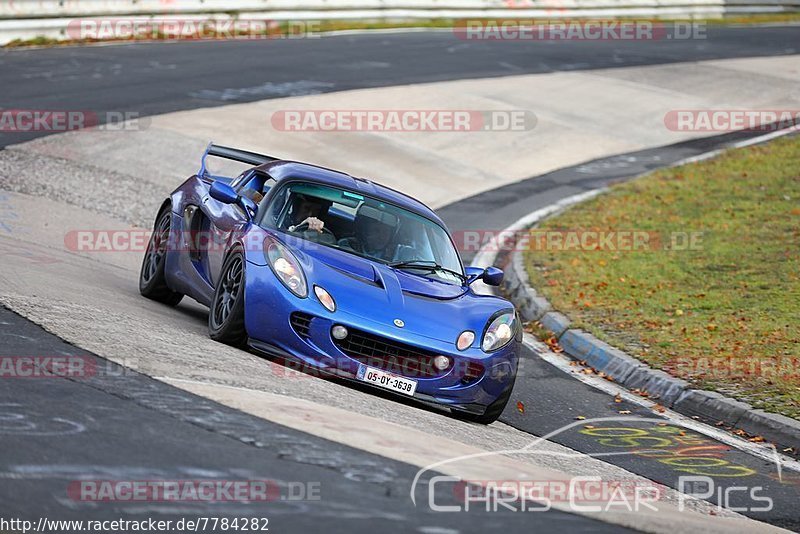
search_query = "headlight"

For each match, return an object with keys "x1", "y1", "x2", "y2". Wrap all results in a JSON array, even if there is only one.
[
  {"x1": 264, "y1": 237, "x2": 307, "y2": 298},
  {"x1": 314, "y1": 285, "x2": 336, "y2": 312},
  {"x1": 482, "y1": 312, "x2": 516, "y2": 352}
]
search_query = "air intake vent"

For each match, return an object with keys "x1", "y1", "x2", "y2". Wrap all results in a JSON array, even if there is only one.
[{"x1": 290, "y1": 312, "x2": 313, "y2": 339}]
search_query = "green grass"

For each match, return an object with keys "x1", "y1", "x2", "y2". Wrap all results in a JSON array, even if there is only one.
[
  {"x1": 5, "y1": 35, "x2": 62, "y2": 47},
  {"x1": 5, "y1": 13, "x2": 800, "y2": 48},
  {"x1": 524, "y1": 135, "x2": 800, "y2": 419},
  {"x1": 2, "y1": 19, "x2": 453, "y2": 49}
]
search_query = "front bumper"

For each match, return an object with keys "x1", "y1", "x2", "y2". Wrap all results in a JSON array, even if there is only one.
[{"x1": 243, "y1": 264, "x2": 519, "y2": 413}]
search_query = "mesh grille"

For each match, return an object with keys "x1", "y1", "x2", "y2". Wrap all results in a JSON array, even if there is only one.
[{"x1": 333, "y1": 327, "x2": 450, "y2": 379}]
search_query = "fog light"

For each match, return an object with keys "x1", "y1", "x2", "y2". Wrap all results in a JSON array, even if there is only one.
[
  {"x1": 314, "y1": 286, "x2": 336, "y2": 312},
  {"x1": 433, "y1": 355, "x2": 450, "y2": 371},
  {"x1": 331, "y1": 325, "x2": 348, "y2": 340}
]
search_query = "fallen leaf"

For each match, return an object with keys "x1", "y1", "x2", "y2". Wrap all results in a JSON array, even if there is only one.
[
  {"x1": 516, "y1": 401, "x2": 525, "y2": 414},
  {"x1": 614, "y1": 394, "x2": 622, "y2": 403},
  {"x1": 575, "y1": 415, "x2": 586, "y2": 420},
  {"x1": 544, "y1": 336, "x2": 563, "y2": 353}
]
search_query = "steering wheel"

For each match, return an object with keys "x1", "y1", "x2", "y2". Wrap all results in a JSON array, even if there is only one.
[{"x1": 292, "y1": 222, "x2": 337, "y2": 242}]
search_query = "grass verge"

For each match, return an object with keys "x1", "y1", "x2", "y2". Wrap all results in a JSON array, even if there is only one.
[
  {"x1": 524, "y1": 134, "x2": 800, "y2": 419},
  {"x1": 5, "y1": 13, "x2": 800, "y2": 48}
]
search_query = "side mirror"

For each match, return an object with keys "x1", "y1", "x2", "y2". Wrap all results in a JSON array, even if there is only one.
[
  {"x1": 209, "y1": 181, "x2": 238, "y2": 204},
  {"x1": 482, "y1": 266, "x2": 504, "y2": 286},
  {"x1": 465, "y1": 266, "x2": 504, "y2": 287}
]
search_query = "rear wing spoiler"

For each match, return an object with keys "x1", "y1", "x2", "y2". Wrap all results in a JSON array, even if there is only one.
[{"x1": 199, "y1": 143, "x2": 280, "y2": 178}]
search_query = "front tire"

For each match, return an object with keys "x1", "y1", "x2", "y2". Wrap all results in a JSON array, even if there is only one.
[
  {"x1": 208, "y1": 250, "x2": 248, "y2": 347},
  {"x1": 139, "y1": 208, "x2": 183, "y2": 306}
]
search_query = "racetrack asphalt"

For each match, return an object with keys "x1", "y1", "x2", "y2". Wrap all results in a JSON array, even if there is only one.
[
  {"x1": 1, "y1": 25, "x2": 799, "y2": 531},
  {"x1": 0, "y1": 25, "x2": 798, "y2": 148},
  {"x1": 0, "y1": 306, "x2": 625, "y2": 533}
]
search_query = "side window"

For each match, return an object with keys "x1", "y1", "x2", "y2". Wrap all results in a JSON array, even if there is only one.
[
  {"x1": 263, "y1": 184, "x2": 292, "y2": 228},
  {"x1": 260, "y1": 173, "x2": 276, "y2": 196},
  {"x1": 230, "y1": 170, "x2": 252, "y2": 190},
  {"x1": 238, "y1": 171, "x2": 276, "y2": 204}
]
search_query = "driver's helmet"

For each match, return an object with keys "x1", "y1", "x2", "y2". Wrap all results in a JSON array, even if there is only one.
[{"x1": 355, "y1": 204, "x2": 398, "y2": 245}]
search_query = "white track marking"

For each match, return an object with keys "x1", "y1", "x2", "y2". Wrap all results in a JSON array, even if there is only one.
[{"x1": 524, "y1": 334, "x2": 800, "y2": 475}]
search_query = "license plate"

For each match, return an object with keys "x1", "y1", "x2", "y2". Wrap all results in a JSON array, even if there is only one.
[{"x1": 356, "y1": 364, "x2": 417, "y2": 396}]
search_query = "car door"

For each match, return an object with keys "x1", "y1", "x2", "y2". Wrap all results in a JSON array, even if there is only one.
[
  {"x1": 197, "y1": 171, "x2": 254, "y2": 289},
  {"x1": 199, "y1": 189, "x2": 244, "y2": 289},
  {"x1": 201, "y1": 170, "x2": 275, "y2": 288}
]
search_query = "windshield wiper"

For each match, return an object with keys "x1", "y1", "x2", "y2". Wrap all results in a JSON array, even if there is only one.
[{"x1": 389, "y1": 260, "x2": 466, "y2": 283}]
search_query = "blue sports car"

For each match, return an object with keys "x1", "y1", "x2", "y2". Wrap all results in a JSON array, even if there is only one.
[{"x1": 139, "y1": 144, "x2": 521, "y2": 423}]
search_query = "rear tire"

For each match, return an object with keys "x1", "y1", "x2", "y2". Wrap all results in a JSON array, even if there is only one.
[
  {"x1": 208, "y1": 250, "x2": 248, "y2": 347},
  {"x1": 139, "y1": 208, "x2": 183, "y2": 306},
  {"x1": 454, "y1": 375, "x2": 516, "y2": 424}
]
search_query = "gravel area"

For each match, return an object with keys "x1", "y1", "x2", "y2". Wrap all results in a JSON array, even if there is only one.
[{"x1": 0, "y1": 146, "x2": 169, "y2": 228}]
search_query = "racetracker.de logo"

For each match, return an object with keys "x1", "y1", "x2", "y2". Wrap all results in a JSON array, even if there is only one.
[
  {"x1": 664, "y1": 110, "x2": 800, "y2": 132},
  {"x1": 453, "y1": 229, "x2": 704, "y2": 253},
  {"x1": 270, "y1": 110, "x2": 537, "y2": 132},
  {"x1": 666, "y1": 356, "x2": 800, "y2": 383},
  {"x1": 66, "y1": 19, "x2": 320, "y2": 41},
  {"x1": 453, "y1": 20, "x2": 706, "y2": 41},
  {"x1": 0, "y1": 356, "x2": 96, "y2": 378},
  {"x1": 0, "y1": 110, "x2": 146, "y2": 132},
  {"x1": 67, "y1": 480, "x2": 321, "y2": 502}
]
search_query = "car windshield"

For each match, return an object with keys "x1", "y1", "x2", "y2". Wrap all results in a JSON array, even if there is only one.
[{"x1": 261, "y1": 182, "x2": 464, "y2": 284}]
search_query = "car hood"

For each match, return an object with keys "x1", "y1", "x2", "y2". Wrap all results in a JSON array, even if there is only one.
[{"x1": 291, "y1": 241, "x2": 512, "y2": 343}]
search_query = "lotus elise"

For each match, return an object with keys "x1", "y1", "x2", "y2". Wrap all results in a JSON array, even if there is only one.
[{"x1": 139, "y1": 144, "x2": 521, "y2": 423}]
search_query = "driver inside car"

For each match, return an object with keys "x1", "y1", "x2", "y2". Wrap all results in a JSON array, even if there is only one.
[
  {"x1": 338, "y1": 205, "x2": 398, "y2": 261},
  {"x1": 285, "y1": 193, "x2": 331, "y2": 234}
]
